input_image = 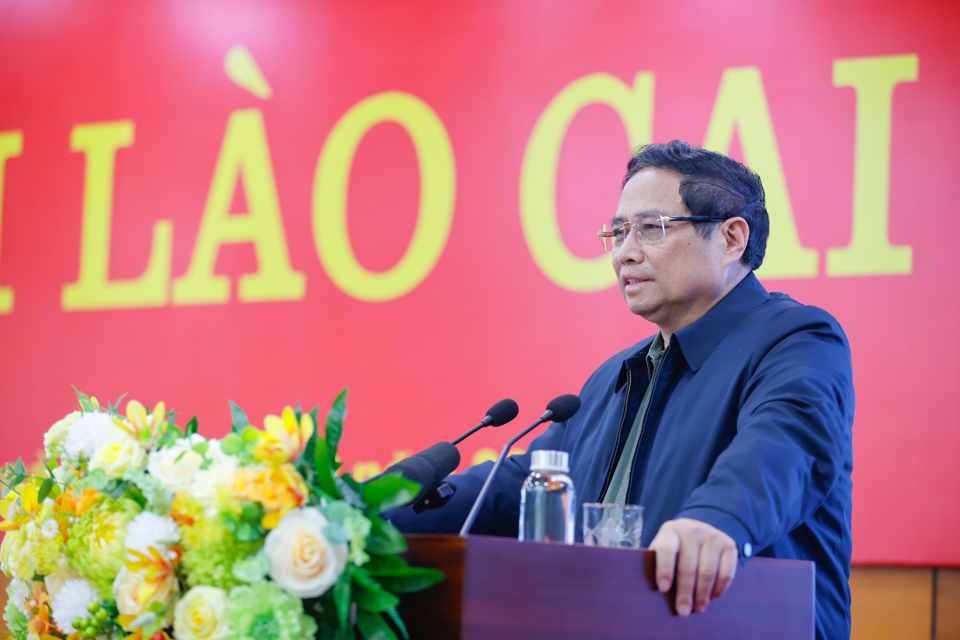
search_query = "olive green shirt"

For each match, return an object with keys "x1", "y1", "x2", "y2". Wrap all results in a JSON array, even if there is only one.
[{"x1": 603, "y1": 333, "x2": 667, "y2": 505}]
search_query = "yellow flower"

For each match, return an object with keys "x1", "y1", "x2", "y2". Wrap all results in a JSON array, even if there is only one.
[
  {"x1": 233, "y1": 464, "x2": 308, "y2": 529},
  {"x1": 124, "y1": 400, "x2": 168, "y2": 447},
  {"x1": 252, "y1": 407, "x2": 313, "y2": 465},
  {"x1": 173, "y1": 586, "x2": 229, "y2": 640}
]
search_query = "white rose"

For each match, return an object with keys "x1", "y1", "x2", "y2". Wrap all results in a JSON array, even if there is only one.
[
  {"x1": 173, "y1": 586, "x2": 229, "y2": 640},
  {"x1": 191, "y1": 441, "x2": 238, "y2": 516},
  {"x1": 89, "y1": 432, "x2": 145, "y2": 478},
  {"x1": 147, "y1": 435, "x2": 206, "y2": 493},
  {"x1": 263, "y1": 507, "x2": 347, "y2": 598},
  {"x1": 112, "y1": 567, "x2": 179, "y2": 627},
  {"x1": 45, "y1": 411, "x2": 80, "y2": 459}
]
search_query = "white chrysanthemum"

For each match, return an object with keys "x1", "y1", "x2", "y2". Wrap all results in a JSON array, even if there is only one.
[
  {"x1": 50, "y1": 579, "x2": 98, "y2": 634},
  {"x1": 64, "y1": 412, "x2": 127, "y2": 461},
  {"x1": 9, "y1": 579, "x2": 32, "y2": 615},
  {"x1": 124, "y1": 511, "x2": 180, "y2": 558},
  {"x1": 41, "y1": 519, "x2": 59, "y2": 539}
]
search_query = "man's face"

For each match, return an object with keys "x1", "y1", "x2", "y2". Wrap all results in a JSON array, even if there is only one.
[{"x1": 612, "y1": 167, "x2": 729, "y2": 333}]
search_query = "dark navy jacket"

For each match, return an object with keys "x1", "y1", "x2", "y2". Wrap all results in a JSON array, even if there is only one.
[{"x1": 389, "y1": 273, "x2": 854, "y2": 640}]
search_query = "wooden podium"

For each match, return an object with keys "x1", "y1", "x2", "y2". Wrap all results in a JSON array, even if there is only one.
[{"x1": 400, "y1": 534, "x2": 814, "y2": 639}]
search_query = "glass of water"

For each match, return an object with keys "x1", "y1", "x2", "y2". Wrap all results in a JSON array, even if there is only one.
[{"x1": 582, "y1": 503, "x2": 644, "y2": 548}]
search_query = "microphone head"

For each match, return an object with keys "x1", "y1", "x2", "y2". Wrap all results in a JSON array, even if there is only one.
[
  {"x1": 486, "y1": 398, "x2": 519, "y2": 427},
  {"x1": 544, "y1": 394, "x2": 581, "y2": 422},
  {"x1": 416, "y1": 442, "x2": 462, "y2": 489}
]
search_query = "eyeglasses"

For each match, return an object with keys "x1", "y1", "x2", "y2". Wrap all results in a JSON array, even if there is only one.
[{"x1": 597, "y1": 214, "x2": 729, "y2": 252}]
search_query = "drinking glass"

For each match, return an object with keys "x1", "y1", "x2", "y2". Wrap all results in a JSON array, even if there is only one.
[{"x1": 582, "y1": 503, "x2": 644, "y2": 548}]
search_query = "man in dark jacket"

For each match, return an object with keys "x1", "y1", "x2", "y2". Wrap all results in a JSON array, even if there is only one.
[{"x1": 389, "y1": 140, "x2": 854, "y2": 640}]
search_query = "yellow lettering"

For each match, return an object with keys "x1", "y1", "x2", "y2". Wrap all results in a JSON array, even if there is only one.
[
  {"x1": 312, "y1": 92, "x2": 455, "y2": 302},
  {"x1": 827, "y1": 54, "x2": 918, "y2": 276},
  {"x1": 0, "y1": 131, "x2": 23, "y2": 314},
  {"x1": 704, "y1": 67, "x2": 818, "y2": 279},
  {"x1": 62, "y1": 121, "x2": 172, "y2": 311},
  {"x1": 351, "y1": 461, "x2": 383, "y2": 482},
  {"x1": 520, "y1": 72, "x2": 653, "y2": 292},
  {"x1": 173, "y1": 109, "x2": 304, "y2": 305}
]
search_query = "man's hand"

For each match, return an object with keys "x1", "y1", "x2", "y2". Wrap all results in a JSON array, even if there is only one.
[{"x1": 648, "y1": 518, "x2": 739, "y2": 616}]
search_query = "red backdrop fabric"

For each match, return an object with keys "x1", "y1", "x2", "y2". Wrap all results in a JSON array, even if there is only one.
[{"x1": 0, "y1": 0, "x2": 956, "y2": 565}]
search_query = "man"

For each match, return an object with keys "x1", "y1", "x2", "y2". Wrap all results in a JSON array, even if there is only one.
[{"x1": 389, "y1": 141, "x2": 854, "y2": 640}]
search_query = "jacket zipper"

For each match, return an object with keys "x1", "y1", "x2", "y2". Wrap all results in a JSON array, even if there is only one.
[
  {"x1": 598, "y1": 369, "x2": 632, "y2": 502},
  {"x1": 597, "y1": 344, "x2": 669, "y2": 503}
]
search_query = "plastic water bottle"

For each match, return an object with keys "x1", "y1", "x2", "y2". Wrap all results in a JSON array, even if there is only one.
[{"x1": 518, "y1": 450, "x2": 575, "y2": 544}]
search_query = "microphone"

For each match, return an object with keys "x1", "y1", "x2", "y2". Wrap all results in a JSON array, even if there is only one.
[
  {"x1": 451, "y1": 398, "x2": 519, "y2": 444},
  {"x1": 369, "y1": 442, "x2": 461, "y2": 505},
  {"x1": 368, "y1": 399, "x2": 520, "y2": 513},
  {"x1": 458, "y1": 394, "x2": 581, "y2": 537}
]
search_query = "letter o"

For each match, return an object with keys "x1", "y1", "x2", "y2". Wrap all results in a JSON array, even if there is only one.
[
  {"x1": 519, "y1": 72, "x2": 654, "y2": 292},
  {"x1": 313, "y1": 92, "x2": 455, "y2": 302}
]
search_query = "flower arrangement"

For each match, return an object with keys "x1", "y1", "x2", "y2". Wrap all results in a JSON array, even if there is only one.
[{"x1": 1, "y1": 388, "x2": 443, "y2": 640}]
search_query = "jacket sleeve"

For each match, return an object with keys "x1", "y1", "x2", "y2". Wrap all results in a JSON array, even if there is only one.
[{"x1": 675, "y1": 305, "x2": 855, "y2": 561}]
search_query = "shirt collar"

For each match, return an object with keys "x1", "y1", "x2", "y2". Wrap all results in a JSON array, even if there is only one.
[
  {"x1": 671, "y1": 271, "x2": 771, "y2": 371},
  {"x1": 615, "y1": 272, "x2": 770, "y2": 390}
]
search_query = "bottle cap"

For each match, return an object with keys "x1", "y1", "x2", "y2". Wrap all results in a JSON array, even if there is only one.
[{"x1": 530, "y1": 449, "x2": 569, "y2": 473}]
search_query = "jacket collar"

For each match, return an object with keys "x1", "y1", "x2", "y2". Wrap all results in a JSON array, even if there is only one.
[
  {"x1": 615, "y1": 272, "x2": 770, "y2": 389},
  {"x1": 671, "y1": 271, "x2": 770, "y2": 372}
]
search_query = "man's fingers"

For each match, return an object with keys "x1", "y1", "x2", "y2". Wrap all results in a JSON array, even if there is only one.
[
  {"x1": 711, "y1": 544, "x2": 739, "y2": 600},
  {"x1": 673, "y1": 532, "x2": 700, "y2": 617},
  {"x1": 694, "y1": 540, "x2": 721, "y2": 613},
  {"x1": 649, "y1": 527, "x2": 680, "y2": 593}
]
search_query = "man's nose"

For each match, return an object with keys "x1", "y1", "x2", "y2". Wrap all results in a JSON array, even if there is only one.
[{"x1": 616, "y1": 228, "x2": 644, "y2": 263}]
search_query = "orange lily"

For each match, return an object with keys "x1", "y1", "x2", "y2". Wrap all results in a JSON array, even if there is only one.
[
  {"x1": 125, "y1": 546, "x2": 182, "y2": 605},
  {"x1": 234, "y1": 463, "x2": 308, "y2": 529}
]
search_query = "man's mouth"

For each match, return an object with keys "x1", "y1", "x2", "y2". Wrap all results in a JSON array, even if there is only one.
[{"x1": 621, "y1": 277, "x2": 648, "y2": 287}]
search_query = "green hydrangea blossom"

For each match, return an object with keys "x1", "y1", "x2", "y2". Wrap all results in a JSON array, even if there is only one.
[
  {"x1": 180, "y1": 515, "x2": 260, "y2": 590},
  {"x1": 3, "y1": 586, "x2": 28, "y2": 640},
  {"x1": 226, "y1": 581, "x2": 318, "y2": 640},
  {"x1": 63, "y1": 495, "x2": 140, "y2": 597}
]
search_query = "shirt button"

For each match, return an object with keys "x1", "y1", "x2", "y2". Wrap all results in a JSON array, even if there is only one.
[{"x1": 743, "y1": 542, "x2": 753, "y2": 557}]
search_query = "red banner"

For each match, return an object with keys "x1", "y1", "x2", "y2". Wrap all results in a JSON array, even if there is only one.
[{"x1": 0, "y1": 0, "x2": 956, "y2": 565}]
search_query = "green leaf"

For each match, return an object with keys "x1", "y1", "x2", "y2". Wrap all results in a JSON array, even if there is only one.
[
  {"x1": 325, "y1": 388, "x2": 347, "y2": 470},
  {"x1": 356, "y1": 610, "x2": 398, "y2": 640},
  {"x1": 333, "y1": 564, "x2": 354, "y2": 635},
  {"x1": 185, "y1": 416, "x2": 199, "y2": 436},
  {"x1": 384, "y1": 608, "x2": 409, "y2": 640},
  {"x1": 73, "y1": 386, "x2": 98, "y2": 413},
  {"x1": 353, "y1": 567, "x2": 400, "y2": 612},
  {"x1": 13, "y1": 458, "x2": 25, "y2": 477},
  {"x1": 363, "y1": 553, "x2": 406, "y2": 576},
  {"x1": 375, "y1": 567, "x2": 445, "y2": 594},
  {"x1": 313, "y1": 437, "x2": 340, "y2": 499},
  {"x1": 37, "y1": 477, "x2": 55, "y2": 503},
  {"x1": 229, "y1": 400, "x2": 249, "y2": 433},
  {"x1": 361, "y1": 474, "x2": 421, "y2": 515},
  {"x1": 108, "y1": 392, "x2": 128, "y2": 415},
  {"x1": 300, "y1": 404, "x2": 320, "y2": 467},
  {"x1": 365, "y1": 516, "x2": 407, "y2": 555},
  {"x1": 335, "y1": 474, "x2": 367, "y2": 510}
]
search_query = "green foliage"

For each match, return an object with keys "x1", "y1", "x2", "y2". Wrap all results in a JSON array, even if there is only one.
[
  {"x1": 325, "y1": 388, "x2": 347, "y2": 470},
  {"x1": 313, "y1": 436, "x2": 340, "y2": 499},
  {"x1": 352, "y1": 567, "x2": 400, "y2": 612},
  {"x1": 73, "y1": 385, "x2": 98, "y2": 413},
  {"x1": 185, "y1": 415, "x2": 199, "y2": 436},
  {"x1": 365, "y1": 517, "x2": 407, "y2": 555},
  {"x1": 361, "y1": 474, "x2": 420, "y2": 515},
  {"x1": 333, "y1": 564, "x2": 355, "y2": 636},
  {"x1": 356, "y1": 610, "x2": 398, "y2": 640},
  {"x1": 230, "y1": 400, "x2": 250, "y2": 433}
]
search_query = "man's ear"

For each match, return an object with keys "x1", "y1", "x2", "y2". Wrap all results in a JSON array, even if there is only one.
[{"x1": 720, "y1": 217, "x2": 749, "y2": 266}]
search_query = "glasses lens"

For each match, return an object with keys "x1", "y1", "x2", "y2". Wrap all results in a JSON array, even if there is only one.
[{"x1": 636, "y1": 216, "x2": 665, "y2": 244}]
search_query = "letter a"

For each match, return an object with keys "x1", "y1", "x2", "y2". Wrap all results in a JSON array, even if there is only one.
[
  {"x1": 173, "y1": 109, "x2": 304, "y2": 305},
  {"x1": 704, "y1": 67, "x2": 818, "y2": 279}
]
